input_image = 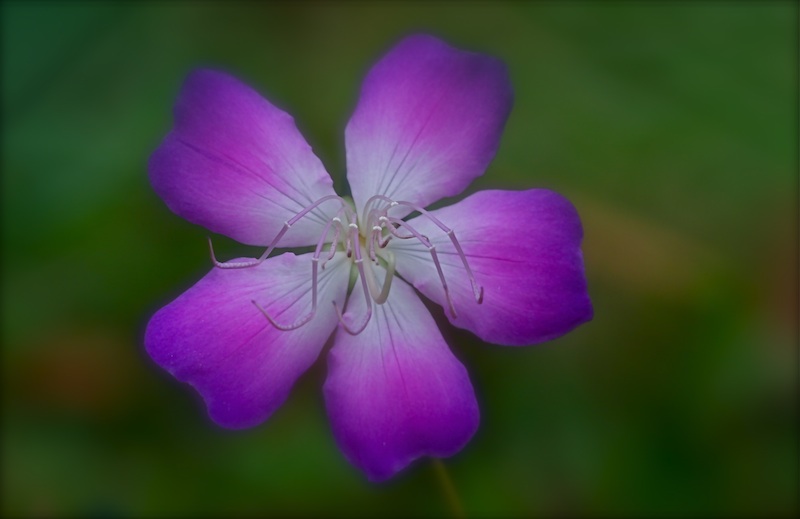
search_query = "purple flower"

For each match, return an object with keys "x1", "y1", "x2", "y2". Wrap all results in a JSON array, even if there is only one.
[{"x1": 145, "y1": 34, "x2": 592, "y2": 481}]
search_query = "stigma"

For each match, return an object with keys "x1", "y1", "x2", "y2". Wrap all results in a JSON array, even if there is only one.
[{"x1": 207, "y1": 194, "x2": 483, "y2": 336}]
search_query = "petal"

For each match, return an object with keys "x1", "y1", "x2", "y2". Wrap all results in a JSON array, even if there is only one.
[
  {"x1": 345, "y1": 34, "x2": 513, "y2": 217},
  {"x1": 145, "y1": 252, "x2": 351, "y2": 428},
  {"x1": 324, "y1": 276, "x2": 479, "y2": 481},
  {"x1": 390, "y1": 189, "x2": 593, "y2": 346},
  {"x1": 149, "y1": 69, "x2": 339, "y2": 247}
]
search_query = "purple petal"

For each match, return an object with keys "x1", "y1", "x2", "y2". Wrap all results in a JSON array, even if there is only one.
[
  {"x1": 324, "y1": 276, "x2": 479, "y2": 481},
  {"x1": 149, "y1": 69, "x2": 338, "y2": 247},
  {"x1": 391, "y1": 189, "x2": 593, "y2": 346},
  {"x1": 145, "y1": 252, "x2": 351, "y2": 428},
  {"x1": 345, "y1": 34, "x2": 513, "y2": 216}
]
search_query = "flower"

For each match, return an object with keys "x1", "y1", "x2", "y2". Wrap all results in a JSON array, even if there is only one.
[{"x1": 145, "y1": 34, "x2": 592, "y2": 481}]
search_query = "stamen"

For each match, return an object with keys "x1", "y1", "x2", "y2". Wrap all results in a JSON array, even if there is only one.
[
  {"x1": 376, "y1": 216, "x2": 396, "y2": 247},
  {"x1": 320, "y1": 230, "x2": 340, "y2": 269},
  {"x1": 393, "y1": 200, "x2": 484, "y2": 304},
  {"x1": 252, "y1": 298, "x2": 315, "y2": 331},
  {"x1": 251, "y1": 258, "x2": 318, "y2": 331},
  {"x1": 363, "y1": 249, "x2": 396, "y2": 304},
  {"x1": 333, "y1": 219, "x2": 373, "y2": 335},
  {"x1": 362, "y1": 194, "x2": 395, "y2": 226},
  {"x1": 388, "y1": 224, "x2": 425, "y2": 241},
  {"x1": 252, "y1": 206, "x2": 345, "y2": 330},
  {"x1": 346, "y1": 223, "x2": 359, "y2": 257},
  {"x1": 209, "y1": 194, "x2": 348, "y2": 269},
  {"x1": 320, "y1": 215, "x2": 344, "y2": 270},
  {"x1": 389, "y1": 218, "x2": 458, "y2": 318},
  {"x1": 446, "y1": 229, "x2": 484, "y2": 304},
  {"x1": 368, "y1": 225, "x2": 383, "y2": 262}
]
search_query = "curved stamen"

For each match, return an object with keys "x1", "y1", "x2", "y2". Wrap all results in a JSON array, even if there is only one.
[
  {"x1": 368, "y1": 226, "x2": 383, "y2": 262},
  {"x1": 251, "y1": 257, "x2": 318, "y2": 331},
  {"x1": 334, "y1": 220, "x2": 373, "y2": 335},
  {"x1": 392, "y1": 200, "x2": 484, "y2": 304},
  {"x1": 363, "y1": 249, "x2": 396, "y2": 304},
  {"x1": 209, "y1": 194, "x2": 347, "y2": 269},
  {"x1": 377, "y1": 215, "x2": 415, "y2": 243},
  {"x1": 389, "y1": 218, "x2": 457, "y2": 318},
  {"x1": 353, "y1": 210, "x2": 396, "y2": 304},
  {"x1": 320, "y1": 216, "x2": 344, "y2": 270},
  {"x1": 252, "y1": 206, "x2": 346, "y2": 330},
  {"x1": 362, "y1": 194, "x2": 396, "y2": 226},
  {"x1": 252, "y1": 296, "x2": 315, "y2": 331},
  {"x1": 387, "y1": 221, "x2": 426, "y2": 242}
]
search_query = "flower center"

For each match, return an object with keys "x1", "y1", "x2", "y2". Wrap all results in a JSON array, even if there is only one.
[{"x1": 207, "y1": 194, "x2": 482, "y2": 335}]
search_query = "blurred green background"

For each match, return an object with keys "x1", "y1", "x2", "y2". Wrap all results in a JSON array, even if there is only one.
[{"x1": 2, "y1": 1, "x2": 796, "y2": 517}]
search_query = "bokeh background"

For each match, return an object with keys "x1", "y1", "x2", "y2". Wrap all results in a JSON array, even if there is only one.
[{"x1": 2, "y1": 1, "x2": 797, "y2": 517}]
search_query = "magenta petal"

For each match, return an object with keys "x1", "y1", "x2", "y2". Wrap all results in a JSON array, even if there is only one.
[
  {"x1": 145, "y1": 252, "x2": 351, "y2": 428},
  {"x1": 149, "y1": 69, "x2": 338, "y2": 247},
  {"x1": 324, "y1": 276, "x2": 479, "y2": 481},
  {"x1": 391, "y1": 189, "x2": 593, "y2": 346},
  {"x1": 345, "y1": 34, "x2": 513, "y2": 216}
]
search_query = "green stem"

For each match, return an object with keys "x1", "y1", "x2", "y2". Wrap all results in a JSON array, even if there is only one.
[{"x1": 432, "y1": 458, "x2": 466, "y2": 519}]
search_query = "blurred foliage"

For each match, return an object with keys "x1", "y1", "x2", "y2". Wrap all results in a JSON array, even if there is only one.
[{"x1": 1, "y1": 1, "x2": 796, "y2": 517}]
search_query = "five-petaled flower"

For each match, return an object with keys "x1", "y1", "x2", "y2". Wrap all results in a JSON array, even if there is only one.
[{"x1": 145, "y1": 34, "x2": 592, "y2": 481}]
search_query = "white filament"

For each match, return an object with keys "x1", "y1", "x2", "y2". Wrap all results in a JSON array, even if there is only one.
[{"x1": 209, "y1": 193, "x2": 482, "y2": 335}]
